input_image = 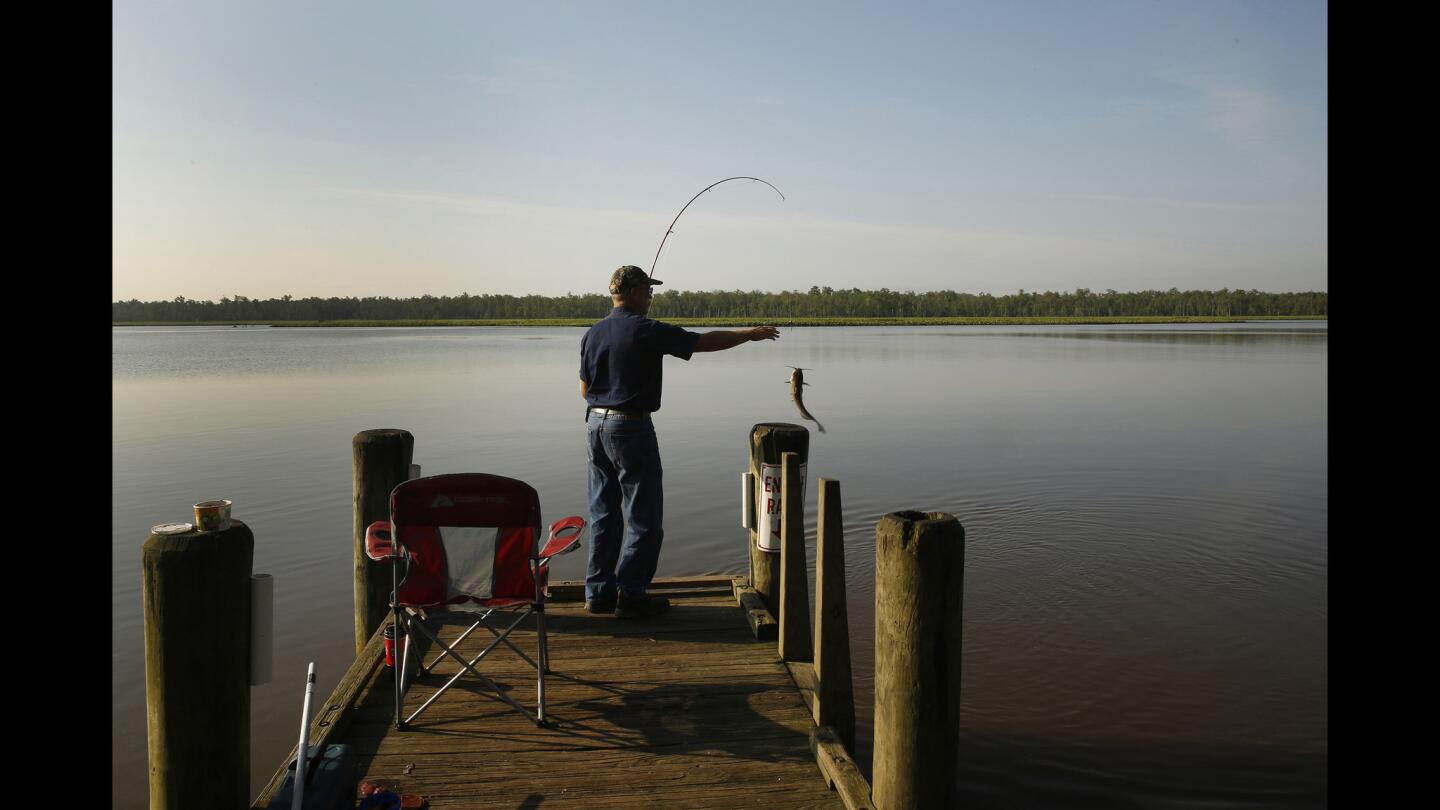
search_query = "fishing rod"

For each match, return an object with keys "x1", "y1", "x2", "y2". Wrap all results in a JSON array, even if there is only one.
[
  {"x1": 292, "y1": 662, "x2": 317, "y2": 810},
  {"x1": 649, "y1": 176, "x2": 785, "y2": 278}
]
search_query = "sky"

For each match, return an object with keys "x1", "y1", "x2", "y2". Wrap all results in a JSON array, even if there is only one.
[{"x1": 112, "y1": 1, "x2": 1327, "y2": 301}]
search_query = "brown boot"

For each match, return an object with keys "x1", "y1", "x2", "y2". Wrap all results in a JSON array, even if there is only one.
[{"x1": 615, "y1": 593, "x2": 670, "y2": 619}]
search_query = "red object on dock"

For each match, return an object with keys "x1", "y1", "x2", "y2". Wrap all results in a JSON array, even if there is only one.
[
  {"x1": 364, "y1": 521, "x2": 396, "y2": 559},
  {"x1": 382, "y1": 625, "x2": 405, "y2": 667}
]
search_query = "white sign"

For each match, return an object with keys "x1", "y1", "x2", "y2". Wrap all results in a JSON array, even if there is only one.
[{"x1": 755, "y1": 461, "x2": 806, "y2": 552}]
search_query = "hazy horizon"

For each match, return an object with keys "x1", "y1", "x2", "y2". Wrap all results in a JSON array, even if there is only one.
[
  {"x1": 114, "y1": 1, "x2": 1326, "y2": 302},
  {"x1": 113, "y1": 281, "x2": 1328, "y2": 305}
]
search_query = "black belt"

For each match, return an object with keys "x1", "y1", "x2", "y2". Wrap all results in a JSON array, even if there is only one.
[{"x1": 588, "y1": 407, "x2": 648, "y2": 417}]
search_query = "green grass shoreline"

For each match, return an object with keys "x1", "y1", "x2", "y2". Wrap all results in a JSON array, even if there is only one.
[{"x1": 113, "y1": 315, "x2": 1326, "y2": 328}]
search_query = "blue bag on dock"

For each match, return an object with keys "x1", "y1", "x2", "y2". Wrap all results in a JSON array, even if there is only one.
[{"x1": 266, "y1": 743, "x2": 358, "y2": 810}]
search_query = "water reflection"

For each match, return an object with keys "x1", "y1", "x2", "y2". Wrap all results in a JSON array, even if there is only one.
[
  {"x1": 112, "y1": 323, "x2": 1326, "y2": 809},
  {"x1": 1032, "y1": 329, "x2": 1328, "y2": 346},
  {"x1": 950, "y1": 731, "x2": 1327, "y2": 809}
]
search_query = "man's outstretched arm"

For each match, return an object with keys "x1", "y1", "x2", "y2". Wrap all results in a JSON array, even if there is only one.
[{"x1": 694, "y1": 326, "x2": 780, "y2": 352}]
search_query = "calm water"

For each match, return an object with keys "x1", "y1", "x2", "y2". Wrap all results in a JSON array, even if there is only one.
[{"x1": 112, "y1": 323, "x2": 1327, "y2": 808}]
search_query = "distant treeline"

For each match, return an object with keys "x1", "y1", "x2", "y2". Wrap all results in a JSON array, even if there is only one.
[{"x1": 112, "y1": 287, "x2": 1327, "y2": 323}]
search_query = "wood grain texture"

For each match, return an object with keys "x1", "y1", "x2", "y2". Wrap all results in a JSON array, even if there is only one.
[
  {"x1": 255, "y1": 590, "x2": 857, "y2": 809},
  {"x1": 144, "y1": 521, "x2": 254, "y2": 810},
  {"x1": 872, "y1": 511, "x2": 965, "y2": 810},
  {"x1": 813, "y1": 478, "x2": 856, "y2": 753},
  {"x1": 811, "y1": 725, "x2": 878, "y2": 810},
  {"x1": 352, "y1": 428, "x2": 414, "y2": 653},
  {"x1": 735, "y1": 581, "x2": 779, "y2": 641},
  {"x1": 748, "y1": 423, "x2": 809, "y2": 616},
  {"x1": 779, "y1": 452, "x2": 813, "y2": 662}
]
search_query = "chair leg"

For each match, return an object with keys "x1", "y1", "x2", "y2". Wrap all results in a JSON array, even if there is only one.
[
  {"x1": 399, "y1": 614, "x2": 414, "y2": 693},
  {"x1": 391, "y1": 586, "x2": 404, "y2": 730},
  {"x1": 536, "y1": 603, "x2": 549, "y2": 726},
  {"x1": 402, "y1": 611, "x2": 535, "y2": 725},
  {"x1": 423, "y1": 616, "x2": 486, "y2": 675}
]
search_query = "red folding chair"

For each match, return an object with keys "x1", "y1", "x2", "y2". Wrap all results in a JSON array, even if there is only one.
[{"x1": 363, "y1": 473, "x2": 586, "y2": 729}]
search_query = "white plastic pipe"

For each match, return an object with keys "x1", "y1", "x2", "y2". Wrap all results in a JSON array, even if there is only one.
[
  {"x1": 249, "y1": 574, "x2": 274, "y2": 685},
  {"x1": 293, "y1": 662, "x2": 317, "y2": 810},
  {"x1": 741, "y1": 472, "x2": 755, "y2": 530}
]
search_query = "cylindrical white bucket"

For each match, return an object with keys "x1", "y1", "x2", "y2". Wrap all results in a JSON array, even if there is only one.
[
  {"x1": 250, "y1": 573, "x2": 274, "y2": 685},
  {"x1": 741, "y1": 472, "x2": 756, "y2": 530}
]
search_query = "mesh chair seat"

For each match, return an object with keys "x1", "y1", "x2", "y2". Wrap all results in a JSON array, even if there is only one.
[{"x1": 364, "y1": 473, "x2": 585, "y2": 728}]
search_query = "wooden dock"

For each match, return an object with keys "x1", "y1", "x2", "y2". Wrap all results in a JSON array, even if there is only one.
[
  {"x1": 252, "y1": 576, "x2": 870, "y2": 809},
  {"x1": 140, "y1": 436, "x2": 959, "y2": 809}
]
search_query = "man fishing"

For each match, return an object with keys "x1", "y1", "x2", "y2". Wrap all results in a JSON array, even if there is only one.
[{"x1": 580, "y1": 265, "x2": 780, "y2": 618}]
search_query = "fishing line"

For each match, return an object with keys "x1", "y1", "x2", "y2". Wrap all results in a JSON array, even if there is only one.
[{"x1": 649, "y1": 176, "x2": 785, "y2": 279}]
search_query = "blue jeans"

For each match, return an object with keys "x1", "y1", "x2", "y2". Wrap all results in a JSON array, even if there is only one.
[{"x1": 585, "y1": 410, "x2": 664, "y2": 602}]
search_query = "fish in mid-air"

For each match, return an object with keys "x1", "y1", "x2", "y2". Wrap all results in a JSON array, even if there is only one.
[{"x1": 787, "y1": 366, "x2": 826, "y2": 434}]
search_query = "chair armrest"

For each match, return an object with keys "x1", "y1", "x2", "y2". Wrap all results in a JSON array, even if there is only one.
[
  {"x1": 538, "y1": 516, "x2": 586, "y2": 560},
  {"x1": 364, "y1": 520, "x2": 398, "y2": 560}
]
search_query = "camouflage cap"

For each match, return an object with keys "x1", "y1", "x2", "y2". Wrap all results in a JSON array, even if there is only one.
[{"x1": 609, "y1": 265, "x2": 664, "y2": 295}]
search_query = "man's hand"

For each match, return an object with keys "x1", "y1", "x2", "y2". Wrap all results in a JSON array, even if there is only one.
[{"x1": 695, "y1": 326, "x2": 781, "y2": 352}]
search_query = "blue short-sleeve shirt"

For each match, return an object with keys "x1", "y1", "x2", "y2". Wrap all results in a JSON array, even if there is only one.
[{"x1": 580, "y1": 307, "x2": 701, "y2": 413}]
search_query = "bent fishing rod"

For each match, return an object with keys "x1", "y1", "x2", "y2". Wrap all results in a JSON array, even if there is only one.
[{"x1": 649, "y1": 176, "x2": 786, "y2": 278}]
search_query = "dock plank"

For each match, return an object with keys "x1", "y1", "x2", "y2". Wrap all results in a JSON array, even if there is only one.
[{"x1": 254, "y1": 577, "x2": 854, "y2": 809}]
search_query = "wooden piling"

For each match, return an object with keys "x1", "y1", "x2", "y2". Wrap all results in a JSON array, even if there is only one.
[
  {"x1": 748, "y1": 422, "x2": 808, "y2": 616},
  {"x1": 872, "y1": 511, "x2": 965, "y2": 810},
  {"x1": 813, "y1": 477, "x2": 856, "y2": 752},
  {"x1": 353, "y1": 429, "x2": 414, "y2": 654},
  {"x1": 778, "y1": 451, "x2": 813, "y2": 662},
  {"x1": 142, "y1": 520, "x2": 254, "y2": 810}
]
